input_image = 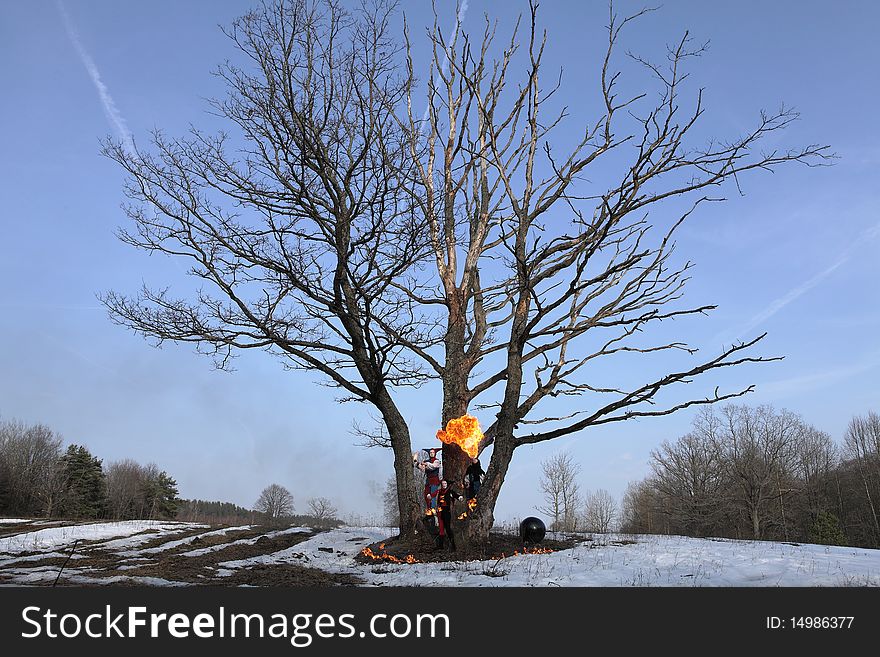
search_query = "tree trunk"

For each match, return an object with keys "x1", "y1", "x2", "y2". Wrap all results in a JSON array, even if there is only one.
[
  {"x1": 464, "y1": 435, "x2": 516, "y2": 543},
  {"x1": 437, "y1": 291, "x2": 476, "y2": 547},
  {"x1": 861, "y1": 476, "x2": 880, "y2": 544},
  {"x1": 440, "y1": 294, "x2": 471, "y2": 490},
  {"x1": 440, "y1": 380, "x2": 475, "y2": 546},
  {"x1": 374, "y1": 389, "x2": 421, "y2": 538},
  {"x1": 461, "y1": 293, "x2": 530, "y2": 544}
]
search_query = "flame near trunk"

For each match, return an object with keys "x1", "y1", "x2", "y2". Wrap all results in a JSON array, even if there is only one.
[
  {"x1": 361, "y1": 546, "x2": 418, "y2": 564},
  {"x1": 436, "y1": 414, "x2": 484, "y2": 458},
  {"x1": 457, "y1": 498, "x2": 478, "y2": 520}
]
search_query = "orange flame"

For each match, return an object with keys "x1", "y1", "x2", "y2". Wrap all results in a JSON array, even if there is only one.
[
  {"x1": 436, "y1": 414, "x2": 484, "y2": 458},
  {"x1": 492, "y1": 546, "x2": 554, "y2": 559},
  {"x1": 361, "y1": 546, "x2": 419, "y2": 564},
  {"x1": 457, "y1": 498, "x2": 478, "y2": 520}
]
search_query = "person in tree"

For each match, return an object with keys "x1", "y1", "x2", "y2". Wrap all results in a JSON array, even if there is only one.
[
  {"x1": 464, "y1": 455, "x2": 485, "y2": 499},
  {"x1": 432, "y1": 478, "x2": 464, "y2": 551},
  {"x1": 418, "y1": 447, "x2": 442, "y2": 512}
]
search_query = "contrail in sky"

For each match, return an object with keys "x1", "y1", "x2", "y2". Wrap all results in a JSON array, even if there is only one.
[
  {"x1": 420, "y1": 1, "x2": 470, "y2": 130},
  {"x1": 57, "y1": 1, "x2": 135, "y2": 153},
  {"x1": 727, "y1": 220, "x2": 880, "y2": 343}
]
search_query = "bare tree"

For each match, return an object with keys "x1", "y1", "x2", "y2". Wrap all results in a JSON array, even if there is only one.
[
  {"x1": 105, "y1": 459, "x2": 178, "y2": 520},
  {"x1": 101, "y1": 0, "x2": 830, "y2": 544},
  {"x1": 789, "y1": 425, "x2": 837, "y2": 534},
  {"x1": 395, "y1": 1, "x2": 830, "y2": 544},
  {"x1": 716, "y1": 405, "x2": 802, "y2": 539},
  {"x1": 583, "y1": 489, "x2": 617, "y2": 533},
  {"x1": 0, "y1": 419, "x2": 64, "y2": 516},
  {"x1": 650, "y1": 413, "x2": 727, "y2": 536},
  {"x1": 255, "y1": 483, "x2": 295, "y2": 524},
  {"x1": 381, "y1": 477, "x2": 399, "y2": 527},
  {"x1": 106, "y1": 459, "x2": 146, "y2": 519},
  {"x1": 843, "y1": 411, "x2": 880, "y2": 543},
  {"x1": 536, "y1": 452, "x2": 581, "y2": 531},
  {"x1": 619, "y1": 479, "x2": 662, "y2": 535},
  {"x1": 625, "y1": 406, "x2": 880, "y2": 547},
  {"x1": 101, "y1": 0, "x2": 432, "y2": 537},
  {"x1": 381, "y1": 466, "x2": 426, "y2": 528},
  {"x1": 307, "y1": 496, "x2": 339, "y2": 526}
]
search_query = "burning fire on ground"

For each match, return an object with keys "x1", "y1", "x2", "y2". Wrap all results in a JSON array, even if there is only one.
[
  {"x1": 361, "y1": 545, "x2": 418, "y2": 564},
  {"x1": 493, "y1": 547, "x2": 555, "y2": 558},
  {"x1": 436, "y1": 414, "x2": 483, "y2": 458},
  {"x1": 361, "y1": 538, "x2": 553, "y2": 564}
]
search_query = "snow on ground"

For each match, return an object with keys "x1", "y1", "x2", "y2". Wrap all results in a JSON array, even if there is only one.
[
  {"x1": 0, "y1": 519, "x2": 33, "y2": 524},
  {"x1": 110, "y1": 524, "x2": 252, "y2": 555},
  {"x1": 0, "y1": 565, "x2": 72, "y2": 585},
  {"x1": 0, "y1": 552, "x2": 84, "y2": 568},
  {"x1": 179, "y1": 525, "x2": 311, "y2": 557},
  {"x1": 0, "y1": 520, "x2": 204, "y2": 554},
  {"x1": 64, "y1": 574, "x2": 191, "y2": 587},
  {"x1": 216, "y1": 526, "x2": 381, "y2": 574},
  {"x1": 0, "y1": 566, "x2": 186, "y2": 587},
  {"x1": 2, "y1": 520, "x2": 879, "y2": 586},
  {"x1": 219, "y1": 527, "x2": 880, "y2": 587}
]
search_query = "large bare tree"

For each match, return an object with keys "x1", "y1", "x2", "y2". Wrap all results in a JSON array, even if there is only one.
[
  {"x1": 101, "y1": 0, "x2": 432, "y2": 537},
  {"x1": 255, "y1": 483, "x2": 295, "y2": 523},
  {"x1": 717, "y1": 405, "x2": 803, "y2": 539},
  {"x1": 396, "y1": 2, "x2": 830, "y2": 542},
  {"x1": 650, "y1": 427, "x2": 725, "y2": 536},
  {"x1": 102, "y1": 0, "x2": 830, "y2": 546}
]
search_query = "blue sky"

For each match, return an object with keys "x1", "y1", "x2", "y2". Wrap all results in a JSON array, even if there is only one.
[{"x1": 1, "y1": 1, "x2": 878, "y2": 523}]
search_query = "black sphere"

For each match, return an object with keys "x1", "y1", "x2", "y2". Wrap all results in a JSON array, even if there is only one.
[{"x1": 519, "y1": 516, "x2": 546, "y2": 544}]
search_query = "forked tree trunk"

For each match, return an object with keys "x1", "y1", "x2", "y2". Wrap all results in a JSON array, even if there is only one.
[
  {"x1": 463, "y1": 437, "x2": 517, "y2": 544},
  {"x1": 438, "y1": 295, "x2": 476, "y2": 545},
  {"x1": 440, "y1": 293, "x2": 471, "y2": 487},
  {"x1": 374, "y1": 390, "x2": 421, "y2": 538}
]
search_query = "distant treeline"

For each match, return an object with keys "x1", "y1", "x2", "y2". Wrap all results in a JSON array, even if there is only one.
[
  {"x1": 0, "y1": 418, "x2": 179, "y2": 521},
  {"x1": 176, "y1": 499, "x2": 258, "y2": 525},
  {"x1": 620, "y1": 405, "x2": 880, "y2": 548},
  {"x1": 0, "y1": 418, "x2": 347, "y2": 528},
  {"x1": 178, "y1": 498, "x2": 344, "y2": 529}
]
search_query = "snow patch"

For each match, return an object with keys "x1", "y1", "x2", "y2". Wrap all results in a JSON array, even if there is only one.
[{"x1": 0, "y1": 521, "x2": 204, "y2": 555}]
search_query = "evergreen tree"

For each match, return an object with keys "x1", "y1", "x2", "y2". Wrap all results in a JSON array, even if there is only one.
[
  {"x1": 142, "y1": 468, "x2": 180, "y2": 519},
  {"x1": 809, "y1": 511, "x2": 847, "y2": 546},
  {"x1": 59, "y1": 445, "x2": 108, "y2": 519}
]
